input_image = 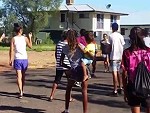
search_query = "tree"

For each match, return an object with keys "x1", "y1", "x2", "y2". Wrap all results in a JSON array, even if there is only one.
[{"x1": 0, "y1": 0, "x2": 63, "y2": 40}]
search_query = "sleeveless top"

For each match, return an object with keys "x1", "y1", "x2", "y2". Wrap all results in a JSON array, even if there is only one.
[
  {"x1": 14, "y1": 35, "x2": 27, "y2": 59},
  {"x1": 122, "y1": 47, "x2": 150, "y2": 82}
]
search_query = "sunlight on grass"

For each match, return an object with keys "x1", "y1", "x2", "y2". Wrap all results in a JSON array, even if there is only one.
[{"x1": 0, "y1": 45, "x2": 55, "y2": 51}]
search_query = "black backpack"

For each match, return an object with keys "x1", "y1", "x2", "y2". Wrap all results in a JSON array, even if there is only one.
[{"x1": 133, "y1": 53, "x2": 150, "y2": 98}]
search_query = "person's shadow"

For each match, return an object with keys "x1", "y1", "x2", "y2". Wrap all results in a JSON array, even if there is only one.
[{"x1": 0, "y1": 105, "x2": 45, "y2": 113}]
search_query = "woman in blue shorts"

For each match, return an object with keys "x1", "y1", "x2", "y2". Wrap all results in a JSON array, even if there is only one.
[{"x1": 9, "y1": 23, "x2": 32, "y2": 98}]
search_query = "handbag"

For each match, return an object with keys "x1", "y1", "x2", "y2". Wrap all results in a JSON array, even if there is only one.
[{"x1": 133, "y1": 51, "x2": 150, "y2": 98}]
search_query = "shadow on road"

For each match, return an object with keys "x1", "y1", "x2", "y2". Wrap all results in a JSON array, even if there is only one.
[{"x1": 0, "y1": 105, "x2": 45, "y2": 113}]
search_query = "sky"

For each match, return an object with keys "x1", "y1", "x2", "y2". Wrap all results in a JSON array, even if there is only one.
[{"x1": 62, "y1": 0, "x2": 150, "y2": 25}]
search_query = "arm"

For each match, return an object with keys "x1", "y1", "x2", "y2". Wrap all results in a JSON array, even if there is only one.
[
  {"x1": 26, "y1": 32, "x2": 32, "y2": 49},
  {"x1": 0, "y1": 33, "x2": 5, "y2": 42},
  {"x1": 9, "y1": 38, "x2": 14, "y2": 66},
  {"x1": 121, "y1": 52, "x2": 128, "y2": 102},
  {"x1": 60, "y1": 52, "x2": 65, "y2": 66}
]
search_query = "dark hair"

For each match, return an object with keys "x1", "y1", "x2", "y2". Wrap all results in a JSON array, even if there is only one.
[
  {"x1": 80, "y1": 29, "x2": 86, "y2": 36},
  {"x1": 61, "y1": 31, "x2": 67, "y2": 40},
  {"x1": 112, "y1": 23, "x2": 118, "y2": 31},
  {"x1": 67, "y1": 30, "x2": 78, "y2": 51},
  {"x1": 84, "y1": 31, "x2": 94, "y2": 44},
  {"x1": 14, "y1": 23, "x2": 22, "y2": 33},
  {"x1": 129, "y1": 27, "x2": 147, "y2": 50},
  {"x1": 103, "y1": 33, "x2": 107, "y2": 37}
]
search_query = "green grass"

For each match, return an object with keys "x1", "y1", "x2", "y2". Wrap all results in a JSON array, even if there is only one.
[{"x1": 0, "y1": 44, "x2": 55, "y2": 52}]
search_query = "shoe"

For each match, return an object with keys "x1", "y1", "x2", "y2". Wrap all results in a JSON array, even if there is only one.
[
  {"x1": 109, "y1": 91, "x2": 118, "y2": 97},
  {"x1": 62, "y1": 111, "x2": 69, "y2": 113},
  {"x1": 118, "y1": 88, "x2": 123, "y2": 95},
  {"x1": 74, "y1": 82, "x2": 81, "y2": 87}
]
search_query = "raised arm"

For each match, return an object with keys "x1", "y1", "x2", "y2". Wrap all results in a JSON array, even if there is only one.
[{"x1": 26, "y1": 32, "x2": 32, "y2": 48}]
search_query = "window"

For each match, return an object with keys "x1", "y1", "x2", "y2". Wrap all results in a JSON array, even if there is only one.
[
  {"x1": 110, "y1": 15, "x2": 117, "y2": 26},
  {"x1": 79, "y1": 13, "x2": 89, "y2": 18},
  {"x1": 61, "y1": 13, "x2": 66, "y2": 22},
  {"x1": 97, "y1": 14, "x2": 104, "y2": 29},
  {"x1": 121, "y1": 28, "x2": 125, "y2": 35}
]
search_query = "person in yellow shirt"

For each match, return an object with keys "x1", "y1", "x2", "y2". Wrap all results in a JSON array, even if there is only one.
[{"x1": 79, "y1": 31, "x2": 95, "y2": 81}]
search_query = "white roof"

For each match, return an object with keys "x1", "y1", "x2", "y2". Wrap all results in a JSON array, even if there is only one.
[
  {"x1": 121, "y1": 11, "x2": 150, "y2": 25},
  {"x1": 60, "y1": 4, "x2": 128, "y2": 15}
]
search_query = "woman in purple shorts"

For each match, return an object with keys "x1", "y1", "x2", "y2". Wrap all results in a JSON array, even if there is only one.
[
  {"x1": 122, "y1": 27, "x2": 150, "y2": 113},
  {"x1": 9, "y1": 23, "x2": 32, "y2": 98}
]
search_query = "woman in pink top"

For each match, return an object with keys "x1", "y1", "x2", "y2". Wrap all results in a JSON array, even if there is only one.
[{"x1": 122, "y1": 27, "x2": 150, "y2": 113}]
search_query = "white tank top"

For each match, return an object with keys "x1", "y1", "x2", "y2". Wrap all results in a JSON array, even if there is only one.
[{"x1": 14, "y1": 35, "x2": 27, "y2": 59}]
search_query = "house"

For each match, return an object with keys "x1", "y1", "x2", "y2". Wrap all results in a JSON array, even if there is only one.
[
  {"x1": 120, "y1": 11, "x2": 150, "y2": 39},
  {"x1": 40, "y1": 0, "x2": 128, "y2": 44}
]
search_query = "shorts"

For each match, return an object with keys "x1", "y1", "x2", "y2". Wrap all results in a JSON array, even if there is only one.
[
  {"x1": 70, "y1": 66, "x2": 87, "y2": 82},
  {"x1": 81, "y1": 58, "x2": 93, "y2": 65},
  {"x1": 54, "y1": 69, "x2": 64, "y2": 84},
  {"x1": 110, "y1": 60, "x2": 121, "y2": 71},
  {"x1": 14, "y1": 59, "x2": 28, "y2": 71},
  {"x1": 126, "y1": 82, "x2": 150, "y2": 107},
  {"x1": 102, "y1": 54, "x2": 109, "y2": 58}
]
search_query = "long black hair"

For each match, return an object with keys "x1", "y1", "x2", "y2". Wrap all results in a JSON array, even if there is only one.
[
  {"x1": 129, "y1": 27, "x2": 147, "y2": 51},
  {"x1": 13, "y1": 23, "x2": 22, "y2": 33}
]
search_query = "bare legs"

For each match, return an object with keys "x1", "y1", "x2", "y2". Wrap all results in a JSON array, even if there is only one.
[
  {"x1": 50, "y1": 70, "x2": 73, "y2": 101},
  {"x1": 104, "y1": 55, "x2": 110, "y2": 72},
  {"x1": 64, "y1": 79, "x2": 88, "y2": 113},
  {"x1": 81, "y1": 62, "x2": 88, "y2": 81},
  {"x1": 16, "y1": 70, "x2": 26, "y2": 97},
  {"x1": 50, "y1": 83, "x2": 58, "y2": 100},
  {"x1": 112, "y1": 71, "x2": 122, "y2": 92}
]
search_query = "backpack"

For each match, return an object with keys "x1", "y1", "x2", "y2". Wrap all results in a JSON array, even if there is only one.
[{"x1": 133, "y1": 52, "x2": 150, "y2": 98}]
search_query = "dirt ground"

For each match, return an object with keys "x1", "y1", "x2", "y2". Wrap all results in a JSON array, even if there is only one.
[{"x1": 0, "y1": 51, "x2": 56, "y2": 72}]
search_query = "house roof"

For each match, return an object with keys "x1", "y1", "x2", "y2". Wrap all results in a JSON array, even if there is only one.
[
  {"x1": 121, "y1": 11, "x2": 150, "y2": 25},
  {"x1": 60, "y1": 4, "x2": 128, "y2": 16}
]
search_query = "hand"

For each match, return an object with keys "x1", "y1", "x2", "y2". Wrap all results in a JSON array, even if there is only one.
[
  {"x1": 28, "y1": 32, "x2": 32, "y2": 39},
  {"x1": 9, "y1": 61, "x2": 13, "y2": 66},
  {"x1": 123, "y1": 93, "x2": 128, "y2": 103}
]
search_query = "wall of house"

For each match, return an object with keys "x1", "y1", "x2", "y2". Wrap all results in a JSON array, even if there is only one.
[
  {"x1": 48, "y1": 12, "x2": 68, "y2": 30},
  {"x1": 73, "y1": 12, "x2": 93, "y2": 31}
]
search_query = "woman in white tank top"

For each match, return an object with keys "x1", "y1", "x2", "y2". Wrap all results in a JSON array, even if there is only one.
[{"x1": 9, "y1": 23, "x2": 32, "y2": 99}]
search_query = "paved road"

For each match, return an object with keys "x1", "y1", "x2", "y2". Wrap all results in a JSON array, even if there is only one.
[{"x1": 0, "y1": 64, "x2": 144, "y2": 113}]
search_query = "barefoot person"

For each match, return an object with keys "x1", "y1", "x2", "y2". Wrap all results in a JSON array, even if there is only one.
[
  {"x1": 79, "y1": 31, "x2": 96, "y2": 81},
  {"x1": 49, "y1": 31, "x2": 74, "y2": 102},
  {"x1": 61, "y1": 30, "x2": 89, "y2": 113},
  {"x1": 9, "y1": 23, "x2": 32, "y2": 98}
]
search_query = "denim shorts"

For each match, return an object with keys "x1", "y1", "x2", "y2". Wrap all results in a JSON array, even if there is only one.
[
  {"x1": 110, "y1": 60, "x2": 121, "y2": 71},
  {"x1": 81, "y1": 58, "x2": 93, "y2": 65},
  {"x1": 14, "y1": 59, "x2": 28, "y2": 71}
]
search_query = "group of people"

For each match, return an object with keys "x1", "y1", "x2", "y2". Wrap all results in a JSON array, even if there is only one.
[
  {"x1": 101, "y1": 23, "x2": 150, "y2": 113},
  {"x1": 4, "y1": 22, "x2": 150, "y2": 113}
]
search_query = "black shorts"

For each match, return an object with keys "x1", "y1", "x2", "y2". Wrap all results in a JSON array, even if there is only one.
[
  {"x1": 126, "y1": 83, "x2": 150, "y2": 107},
  {"x1": 54, "y1": 69, "x2": 65, "y2": 84},
  {"x1": 70, "y1": 66, "x2": 87, "y2": 82}
]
